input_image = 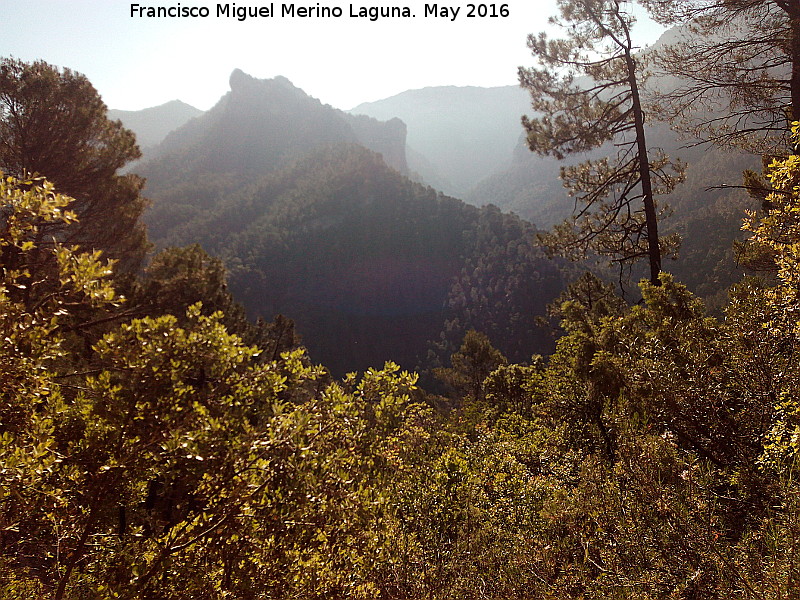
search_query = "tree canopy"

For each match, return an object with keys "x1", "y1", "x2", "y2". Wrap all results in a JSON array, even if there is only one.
[
  {"x1": 646, "y1": 0, "x2": 800, "y2": 152},
  {"x1": 0, "y1": 57, "x2": 148, "y2": 272}
]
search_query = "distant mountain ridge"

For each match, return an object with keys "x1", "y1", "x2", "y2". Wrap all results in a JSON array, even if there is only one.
[
  {"x1": 142, "y1": 69, "x2": 407, "y2": 194},
  {"x1": 350, "y1": 85, "x2": 531, "y2": 197},
  {"x1": 109, "y1": 100, "x2": 203, "y2": 149},
  {"x1": 124, "y1": 32, "x2": 758, "y2": 306}
]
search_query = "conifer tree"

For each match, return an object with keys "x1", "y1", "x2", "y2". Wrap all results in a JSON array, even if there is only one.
[
  {"x1": 645, "y1": 0, "x2": 800, "y2": 153},
  {"x1": 519, "y1": 0, "x2": 683, "y2": 284},
  {"x1": 0, "y1": 57, "x2": 148, "y2": 273}
]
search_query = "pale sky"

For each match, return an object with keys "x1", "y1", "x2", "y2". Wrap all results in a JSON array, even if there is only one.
[{"x1": 1, "y1": 0, "x2": 665, "y2": 112}]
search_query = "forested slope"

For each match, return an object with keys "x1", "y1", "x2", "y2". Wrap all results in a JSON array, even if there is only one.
[
  {"x1": 147, "y1": 141, "x2": 567, "y2": 374},
  {"x1": 471, "y1": 128, "x2": 758, "y2": 300},
  {"x1": 137, "y1": 71, "x2": 570, "y2": 374}
]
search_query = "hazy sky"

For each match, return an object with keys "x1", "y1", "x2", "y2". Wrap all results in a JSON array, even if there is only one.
[{"x1": 2, "y1": 0, "x2": 665, "y2": 112}]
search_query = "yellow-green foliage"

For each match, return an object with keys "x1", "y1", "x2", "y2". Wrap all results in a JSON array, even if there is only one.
[
  {"x1": 9, "y1": 126, "x2": 800, "y2": 599},
  {"x1": 744, "y1": 122, "x2": 800, "y2": 326},
  {"x1": 742, "y1": 123, "x2": 800, "y2": 477}
]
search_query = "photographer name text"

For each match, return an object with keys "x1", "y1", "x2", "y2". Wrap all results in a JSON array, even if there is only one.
[{"x1": 130, "y1": 2, "x2": 510, "y2": 21}]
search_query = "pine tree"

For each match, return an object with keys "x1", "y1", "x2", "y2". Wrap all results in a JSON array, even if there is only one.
[
  {"x1": 519, "y1": 0, "x2": 683, "y2": 284},
  {"x1": 0, "y1": 57, "x2": 149, "y2": 272},
  {"x1": 645, "y1": 0, "x2": 800, "y2": 152}
]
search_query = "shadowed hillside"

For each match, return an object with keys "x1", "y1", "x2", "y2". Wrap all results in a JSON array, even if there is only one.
[{"x1": 136, "y1": 72, "x2": 570, "y2": 374}]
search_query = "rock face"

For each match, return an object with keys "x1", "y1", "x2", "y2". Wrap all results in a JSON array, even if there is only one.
[
  {"x1": 347, "y1": 114, "x2": 408, "y2": 174},
  {"x1": 351, "y1": 85, "x2": 531, "y2": 197}
]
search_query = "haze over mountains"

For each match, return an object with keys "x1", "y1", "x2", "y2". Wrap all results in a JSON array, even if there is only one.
[
  {"x1": 126, "y1": 68, "x2": 569, "y2": 375},
  {"x1": 9, "y1": 3, "x2": 800, "y2": 591},
  {"x1": 109, "y1": 27, "x2": 758, "y2": 373},
  {"x1": 350, "y1": 85, "x2": 531, "y2": 197},
  {"x1": 109, "y1": 100, "x2": 203, "y2": 150}
]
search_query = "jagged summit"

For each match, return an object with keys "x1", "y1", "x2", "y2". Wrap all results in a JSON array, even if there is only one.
[
  {"x1": 228, "y1": 68, "x2": 296, "y2": 96},
  {"x1": 141, "y1": 69, "x2": 408, "y2": 190},
  {"x1": 133, "y1": 68, "x2": 568, "y2": 375},
  {"x1": 228, "y1": 67, "x2": 250, "y2": 90}
]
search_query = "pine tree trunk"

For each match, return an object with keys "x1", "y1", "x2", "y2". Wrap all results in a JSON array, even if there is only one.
[{"x1": 625, "y1": 52, "x2": 662, "y2": 285}]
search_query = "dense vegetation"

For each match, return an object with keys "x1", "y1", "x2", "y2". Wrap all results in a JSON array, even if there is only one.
[
  {"x1": 4, "y1": 0, "x2": 800, "y2": 596},
  {"x1": 5, "y1": 145, "x2": 800, "y2": 597}
]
